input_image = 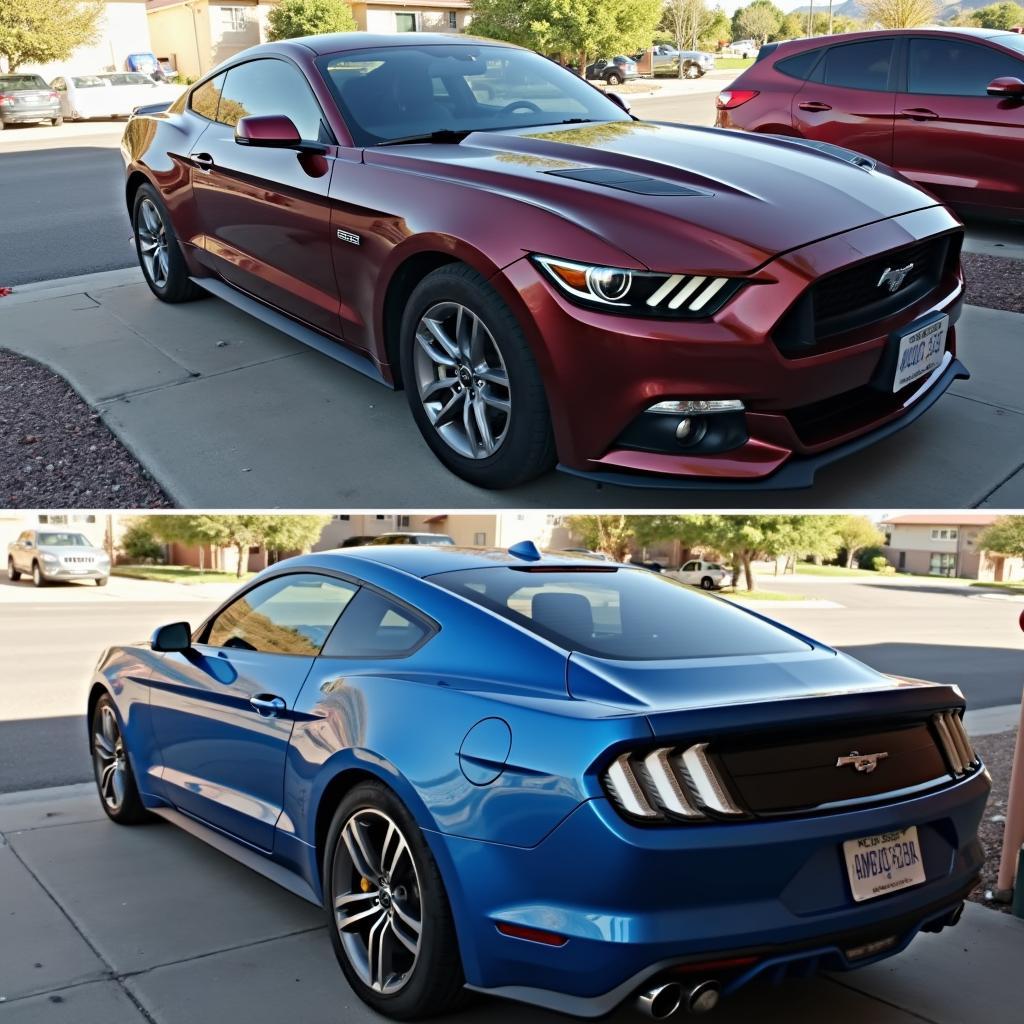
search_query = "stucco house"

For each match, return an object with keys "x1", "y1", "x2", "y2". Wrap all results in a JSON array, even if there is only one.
[
  {"x1": 880, "y1": 515, "x2": 1023, "y2": 581},
  {"x1": 145, "y1": 0, "x2": 471, "y2": 80}
]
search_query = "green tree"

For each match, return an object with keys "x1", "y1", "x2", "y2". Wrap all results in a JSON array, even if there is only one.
[
  {"x1": 860, "y1": 0, "x2": 937, "y2": 29},
  {"x1": 266, "y1": 0, "x2": 356, "y2": 42},
  {"x1": 565, "y1": 514, "x2": 639, "y2": 561},
  {"x1": 732, "y1": 0, "x2": 783, "y2": 46},
  {"x1": 120, "y1": 520, "x2": 164, "y2": 563},
  {"x1": 961, "y1": 2, "x2": 1024, "y2": 29},
  {"x1": 698, "y1": 7, "x2": 731, "y2": 49},
  {"x1": 0, "y1": 0, "x2": 104, "y2": 72},
  {"x1": 978, "y1": 516, "x2": 1024, "y2": 558},
  {"x1": 835, "y1": 515, "x2": 885, "y2": 569},
  {"x1": 776, "y1": 11, "x2": 805, "y2": 38},
  {"x1": 663, "y1": 0, "x2": 707, "y2": 68}
]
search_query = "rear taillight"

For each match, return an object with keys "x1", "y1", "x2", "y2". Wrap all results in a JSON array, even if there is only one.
[
  {"x1": 0, "y1": 94, "x2": 13, "y2": 106},
  {"x1": 932, "y1": 710, "x2": 979, "y2": 778},
  {"x1": 48, "y1": 91, "x2": 58, "y2": 101},
  {"x1": 716, "y1": 89, "x2": 759, "y2": 110},
  {"x1": 603, "y1": 745, "x2": 745, "y2": 823}
]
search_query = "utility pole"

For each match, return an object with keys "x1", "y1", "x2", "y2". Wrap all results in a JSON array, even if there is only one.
[
  {"x1": 807, "y1": 0, "x2": 815, "y2": 37},
  {"x1": 828, "y1": 0, "x2": 834, "y2": 34}
]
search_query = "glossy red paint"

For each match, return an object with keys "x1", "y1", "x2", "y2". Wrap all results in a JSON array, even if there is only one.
[
  {"x1": 717, "y1": 28, "x2": 1024, "y2": 219},
  {"x1": 122, "y1": 32, "x2": 972, "y2": 486}
]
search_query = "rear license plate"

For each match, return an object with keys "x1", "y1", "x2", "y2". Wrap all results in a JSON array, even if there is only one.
[
  {"x1": 893, "y1": 316, "x2": 947, "y2": 393},
  {"x1": 843, "y1": 826, "x2": 925, "y2": 902}
]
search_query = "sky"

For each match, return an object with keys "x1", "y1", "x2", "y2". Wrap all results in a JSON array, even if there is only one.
[{"x1": 717, "y1": 0, "x2": 817, "y2": 15}]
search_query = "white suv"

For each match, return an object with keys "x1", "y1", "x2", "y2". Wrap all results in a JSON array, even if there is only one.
[
  {"x1": 672, "y1": 559, "x2": 728, "y2": 590},
  {"x1": 7, "y1": 529, "x2": 111, "y2": 587}
]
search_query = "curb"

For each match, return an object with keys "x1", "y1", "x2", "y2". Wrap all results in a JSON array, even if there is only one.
[
  {"x1": 1, "y1": 267, "x2": 142, "y2": 307},
  {"x1": 965, "y1": 703, "x2": 1021, "y2": 737}
]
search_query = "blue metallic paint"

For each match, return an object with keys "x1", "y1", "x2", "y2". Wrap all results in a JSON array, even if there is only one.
[{"x1": 89, "y1": 545, "x2": 988, "y2": 1016}]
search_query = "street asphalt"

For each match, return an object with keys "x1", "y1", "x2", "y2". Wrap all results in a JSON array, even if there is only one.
[{"x1": 2, "y1": 573, "x2": 1020, "y2": 794}]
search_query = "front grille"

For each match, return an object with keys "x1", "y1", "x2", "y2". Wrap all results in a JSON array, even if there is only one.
[
  {"x1": 714, "y1": 714, "x2": 972, "y2": 818},
  {"x1": 775, "y1": 233, "x2": 960, "y2": 357}
]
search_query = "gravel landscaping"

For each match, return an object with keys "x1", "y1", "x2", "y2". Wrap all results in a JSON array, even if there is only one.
[
  {"x1": 962, "y1": 252, "x2": 1024, "y2": 315},
  {"x1": 969, "y1": 726, "x2": 1020, "y2": 915},
  {"x1": 0, "y1": 349, "x2": 170, "y2": 508}
]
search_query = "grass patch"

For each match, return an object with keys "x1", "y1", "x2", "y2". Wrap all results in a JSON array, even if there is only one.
[
  {"x1": 713, "y1": 57, "x2": 755, "y2": 70},
  {"x1": 720, "y1": 588, "x2": 808, "y2": 602},
  {"x1": 795, "y1": 564, "x2": 878, "y2": 577},
  {"x1": 113, "y1": 565, "x2": 254, "y2": 585},
  {"x1": 970, "y1": 581, "x2": 1024, "y2": 593}
]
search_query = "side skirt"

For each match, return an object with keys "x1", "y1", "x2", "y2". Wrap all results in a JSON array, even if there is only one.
[
  {"x1": 150, "y1": 805, "x2": 321, "y2": 907},
  {"x1": 189, "y1": 276, "x2": 392, "y2": 388}
]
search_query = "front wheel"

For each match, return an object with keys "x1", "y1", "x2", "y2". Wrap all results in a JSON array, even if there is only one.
[
  {"x1": 7, "y1": 558, "x2": 20, "y2": 581},
  {"x1": 684, "y1": 63, "x2": 700, "y2": 79},
  {"x1": 32, "y1": 563, "x2": 46, "y2": 587},
  {"x1": 95, "y1": 576, "x2": 108, "y2": 587},
  {"x1": 606, "y1": 71, "x2": 622, "y2": 85},
  {"x1": 90, "y1": 695, "x2": 150, "y2": 824},
  {"x1": 132, "y1": 183, "x2": 204, "y2": 303},
  {"x1": 700, "y1": 576, "x2": 715, "y2": 590},
  {"x1": 51, "y1": 115, "x2": 63, "y2": 126},
  {"x1": 400, "y1": 264, "x2": 555, "y2": 489},
  {"x1": 325, "y1": 782, "x2": 464, "y2": 1020}
]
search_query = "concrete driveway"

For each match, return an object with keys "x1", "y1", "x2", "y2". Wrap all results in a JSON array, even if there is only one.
[
  {"x1": 3, "y1": 271, "x2": 1023, "y2": 507},
  {"x1": 2, "y1": 783, "x2": 1023, "y2": 1024}
]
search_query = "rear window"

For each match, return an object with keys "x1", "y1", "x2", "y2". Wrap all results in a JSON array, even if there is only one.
[
  {"x1": 0, "y1": 75, "x2": 48, "y2": 91},
  {"x1": 775, "y1": 48, "x2": 823, "y2": 81},
  {"x1": 430, "y1": 566, "x2": 810, "y2": 661}
]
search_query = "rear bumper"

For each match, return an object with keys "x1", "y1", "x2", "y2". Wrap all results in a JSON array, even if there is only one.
[
  {"x1": 1, "y1": 106, "x2": 59, "y2": 123},
  {"x1": 438, "y1": 767, "x2": 988, "y2": 1013}
]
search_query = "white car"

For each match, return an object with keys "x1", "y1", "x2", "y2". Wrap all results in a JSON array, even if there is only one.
[
  {"x1": 51, "y1": 72, "x2": 176, "y2": 121},
  {"x1": 672, "y1": 559, "x2": 729, "y2": 590}
]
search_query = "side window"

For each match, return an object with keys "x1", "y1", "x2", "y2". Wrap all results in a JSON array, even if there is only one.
[
  {"x1": 908, "y1": 38, "x2": 1024, "y2": 97},
  {"x1": 775, "y1": 48, "x2": 823, "y2": 82},
  {"x1": 204, "y1": 573, "x2": 357, "y2": 655},
  {"x1": 190, "y1": 73, "x2": 225, "y2": 121},
  {"x1": 321, "y1": 589, "x2": 433, "y2": 658},
  {"x1": 819, "y1": 40, "x2": 894, "y2": 91},
  {"x1": 216, "y1": 58, "x2": 326, "y2": 141},
  {"x1": 682, "y1": 561, "x2": 698, "y2": 572}
]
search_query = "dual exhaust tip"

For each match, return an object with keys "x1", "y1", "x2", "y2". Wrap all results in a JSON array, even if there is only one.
[{"x1": 636, "y1": 981, "x2": 720, "y2": 1018}]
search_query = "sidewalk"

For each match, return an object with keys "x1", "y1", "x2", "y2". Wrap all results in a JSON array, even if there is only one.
[
  {"x1": 1, "y1": 784, "x2": 1022, "y2": 1024},
  {"x1": 2, "y1": 272, "x2": 1024, "y2": 508}
]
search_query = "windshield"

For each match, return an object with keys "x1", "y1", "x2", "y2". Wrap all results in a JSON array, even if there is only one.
[
  {"x1": 1, "y1": 75, "x2": 49, "y2": 91},
  {"x1": 430, "y1": 566, "x2": 811, "y2": 661},
  {"x1": 992, "y1": 33, "x2": 1024, "y2": 58},
  {"x1": 38, "y1": 532, "x2": 91, "y2": 547},
  {"x1": 317, "y1": 43, "x2": 630, "y2": 146}
]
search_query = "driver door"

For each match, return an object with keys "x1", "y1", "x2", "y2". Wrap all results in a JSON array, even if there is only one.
[
  {"x1": 678, "y1": 560, "x2": 699, "y2": 585},
  {"x1": 148, "y1": 572, "x2": 357, "y2": 850},
  {"x1": 188, "y1": 57, "x2": 343, "y2": 337}
]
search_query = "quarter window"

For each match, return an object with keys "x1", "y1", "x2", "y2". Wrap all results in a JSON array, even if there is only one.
[
  {"x1": 819, "y1": 39, "x2": 894, "y2": 91},
  {"x1": 205, "y1": 573, "x2": 358, "y2": 655},
  {"x1": 908, "y1": 38, "x2": 1024, "y2": 97},
  {"x1": 190, "y1": 72, "x2": 225, "y2": 121},
  {"x1": 217, "y1": 58, "x2": 327, "y2": 141},
  {"x1": 321, "y1": 589, "x2": 433, "y2": 658},
  {"x1": 775, "y1": 48, "x2": 823, "y2": 81}
]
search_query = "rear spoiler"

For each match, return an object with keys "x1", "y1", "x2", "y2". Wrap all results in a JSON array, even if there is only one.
[{"x1": 131, "y1": 100, "x2": 172, "y2": 117}]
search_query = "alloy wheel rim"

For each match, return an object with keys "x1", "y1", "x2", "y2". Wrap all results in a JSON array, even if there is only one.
[
  {"x1": 332, "y1": 808, "x2": 423, "y2": 994},
  {"x1": 136, "y1": 198, "x2": 170, "y2": 289},
  {"x1": 413, "y1": 301, "x2": 511, "y2": 460},
  {"x1": 93, "y1": 705, "x2": 127, "y2": 811}
]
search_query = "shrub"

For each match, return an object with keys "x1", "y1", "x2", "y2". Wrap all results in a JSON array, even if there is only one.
[
  {"x1": 871, "y1": 555, "x2": 895, "y2": 574},
  {"x1": 857, "y1": 545, "x2": 886, "y2": 569},
  {"x1": 266, "y1": 0, "x2": 356, "y2": 41},
  {"x1": 120, "y1": 521, "x2": 164, "y2": 563}
]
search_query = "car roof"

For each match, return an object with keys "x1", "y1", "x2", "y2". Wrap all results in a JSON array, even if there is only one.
[
  {"x1": 772, "y1": 26, "x2": 1012, "y2": 51},
  {"x1": 279, "y1": 31, "x2": 527, "y2": 57},
  {"x1": 308, "y1": 544, "x2": 619, "y2": 578}
]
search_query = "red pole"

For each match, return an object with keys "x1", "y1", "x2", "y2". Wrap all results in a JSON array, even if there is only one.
[{"x1": 994, "y1": 610, "x2": 1024, "y2": 896}]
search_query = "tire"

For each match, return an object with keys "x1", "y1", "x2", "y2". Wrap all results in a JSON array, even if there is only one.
[
  {"x1": 606, "y1": 71, "x2": 622, "y2": 85},
  {"x1": 700, "y1": 576, "x2": 714, "y2": 590},
  {"x1": 7, "y1": 558, "x2": 20, "y2": 581},
  {"x1": 132, "y1": 182, "x2": 204, "y2": 303},
  {"x1": 684, "y1": 63, "x2": 700, "y2": 79},
  {"x1": 324, "y1": 781, "x2": 465, "y2": 1020},
  {"x1": 32, "y1": 562, "x2": 47, "y2": 587},
  {"x1": 52, "y1": 116, "x2": 63, "y2": 126},
  {"x1": 95, "y1": 576, "x2": 108, "y2": 587},
  {"x1": 400, "y1": 264, "x2": 555, "y2": 488},
  {"x1": 90, "y1": 695, "x2": 150, "y2": 824},
  {"x1": 0, "y1": 120, "x2": 5, "y2": 132}
]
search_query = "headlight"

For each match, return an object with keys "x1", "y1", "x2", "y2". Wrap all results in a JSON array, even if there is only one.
[
  {"x1": 41, "y1": 552, "x2": 59, "y2": 563},
  {"x1": 531, "y1": 255, "x2": 743, "y2": 319}
]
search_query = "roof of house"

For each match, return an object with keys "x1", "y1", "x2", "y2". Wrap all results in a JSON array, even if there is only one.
[{"x1": 881, "y1": 515, "x2": 998, "y2": 527}]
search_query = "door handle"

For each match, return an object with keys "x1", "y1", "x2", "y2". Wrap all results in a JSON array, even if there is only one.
[
  {"x1": 899, "y1": 108, "x2": 939, "y2": 121},
  {"x1": 191, "y1": 152, "x2": 215, "y2": 172},
  {"x1": 798, "y1": 101, "x2": 832, "y2": 112},
  {"x1": 250, "y1": 695, "x2": 286, "y2": 717}
]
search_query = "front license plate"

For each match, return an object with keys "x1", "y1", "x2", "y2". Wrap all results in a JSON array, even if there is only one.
[
  {"x1": 893, "y1": 316, "x2": 947, "y2": 393},
  {"x1": 843, "y1": 826, "x2": 926, "y2": 902}
]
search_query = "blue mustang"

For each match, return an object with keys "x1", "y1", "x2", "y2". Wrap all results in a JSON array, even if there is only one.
[{"x1": 88, "y1": 544, "x2": 988, "y2": 1020}]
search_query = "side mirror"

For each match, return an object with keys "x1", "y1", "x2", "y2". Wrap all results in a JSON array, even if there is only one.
[
  {"x1": 606, "y1": 91, "x2": 632, "y2": 115},
  {"x1": 151, "y1": 621, "x2": 193, "y2": 652},
  {"x1": 987, "y1": 76, "x2": 1024, "y2": 98}
]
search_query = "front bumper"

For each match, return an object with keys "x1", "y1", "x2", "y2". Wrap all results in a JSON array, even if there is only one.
[
  {"x1": 437, "y1": 767, "x2": 988, "y2": 1015},
  {"x1": 40, "y1": 565, "x2": 109, "y2": 581},
  {"x1": 499, "y1": 205, "x2": 965, "y2": 488}
]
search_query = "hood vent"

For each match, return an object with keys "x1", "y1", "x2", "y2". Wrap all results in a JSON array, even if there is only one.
[{"x1": 546, "y1": 166, "x2": 712, "y2": 197}]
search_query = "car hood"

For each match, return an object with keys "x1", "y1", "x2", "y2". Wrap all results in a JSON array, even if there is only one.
[
  {"x1": 365, "y1": 120, "x2": 940, "y2": 274},
  {"x1": 39, "y1": 546, "x2": 105, "y2": 557},
  {"x1": 567, "y1": 646, "x2": 963, "y2": 736}
]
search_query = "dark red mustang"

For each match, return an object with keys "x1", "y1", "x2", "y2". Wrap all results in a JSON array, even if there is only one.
[{"x1": 122, "y1": 32, "x2": 967, "y2": 490}]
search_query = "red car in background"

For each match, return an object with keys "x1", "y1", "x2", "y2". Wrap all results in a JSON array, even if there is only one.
[{"x1": 717, "y1": 28, "x2": 1024, "y2": 220}]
